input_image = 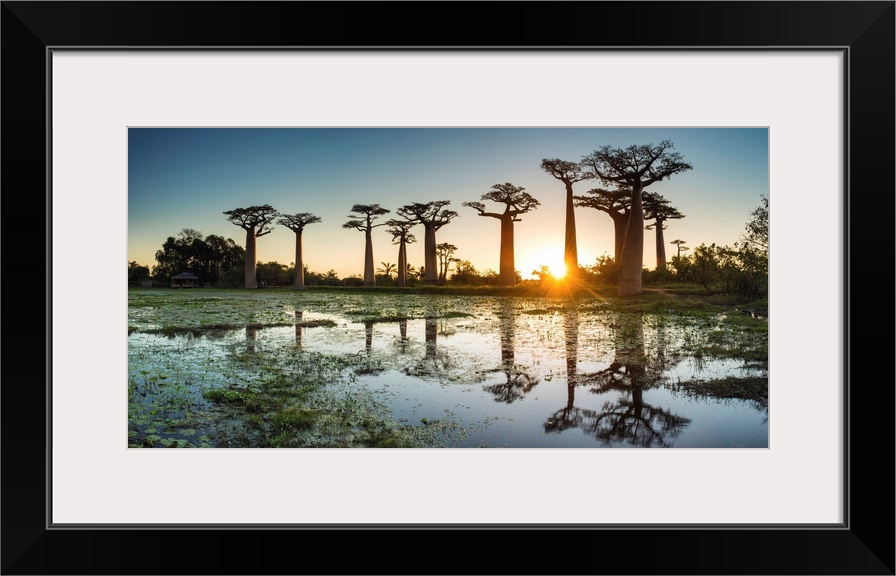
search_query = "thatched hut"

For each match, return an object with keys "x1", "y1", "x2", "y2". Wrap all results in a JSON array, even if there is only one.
[{"x1": 170, "y1": 272, "x2": 199, "y2": 288}]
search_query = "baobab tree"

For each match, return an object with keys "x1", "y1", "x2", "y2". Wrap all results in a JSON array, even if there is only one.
[
  {"x1": 277, "y1": 212, "x2": 321, "y2": 290},
  {"x1": 462, "y1": 182, "x2": 540, "y2": 286},
  {"x1": 540, "y1": 159, "x2": 590, "y2": 281},
  {"x1": 670, "y1": 239, "x2": 689, "y2": 259},
  {"x1": 223, "y1": 204, "x2": 278, "y2": 289},
  {"x1": 573, "y1": 186, "x2": 632, "y2": 264},
  {"x1": 642, "y1": 192, "x2": 685, "y2": 271},
  {"x1": 396, "y1": 201, "x2": 458, "y2": 285},
  {"x1": 385, "y1": 219, "x2": 416, "y2": 288},
  {"x1": 342, "y1": 204, "x2": 390, "y2": 287},
  {"x1": 581, "y1": 141, "x2": 692, "y2": 296}
]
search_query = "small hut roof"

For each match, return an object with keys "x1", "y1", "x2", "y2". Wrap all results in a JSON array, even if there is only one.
[{"x1": 171, "y1": 272, "x2": 199, "y2": 279}]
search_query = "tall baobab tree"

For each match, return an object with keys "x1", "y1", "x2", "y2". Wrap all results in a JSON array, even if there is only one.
[
  {"x1": 223, "y1": 204, "x2": 278, "y2": 289},
  {"x1": 643, "y1": 192, "x2": 685, "y2": 271},
  {"x1": 396, "y1": 201, "x2": 458, "y2": 285},
  {"x1": 540, "y1": 159, "x2": 590, "y2": 281},
  {"x1": 573, "y1": 186, "x2": 632, "y2": 264},
  {"x1": 342, "y1": 204, "x2": 390, "y2": 287},
  {"x1": 463, "y1": 182, "x2": 540, "y2": 286},
  {"x1": 581, "y1": 141, "x2": 692, "y2": 296},
  {"x1": 277, "y1": 212, "x2": 321, "y2": 290},
  {"x1": 385, "y1": 219, "x2": 416, "y2": 288}
]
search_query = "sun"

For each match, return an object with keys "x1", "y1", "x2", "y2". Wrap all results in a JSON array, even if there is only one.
[{"x1": 524, "y1": 248, "x2": 567, "y2": 280}]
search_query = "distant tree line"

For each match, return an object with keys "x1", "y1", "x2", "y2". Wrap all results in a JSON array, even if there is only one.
[{"x1": 149, "y1": 229, "x2": 246, "y2": 287}]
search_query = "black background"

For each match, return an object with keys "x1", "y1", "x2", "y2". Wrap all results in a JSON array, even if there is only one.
[{"x1": 2, "y1": 2, "x2": 893, "y2": 574}]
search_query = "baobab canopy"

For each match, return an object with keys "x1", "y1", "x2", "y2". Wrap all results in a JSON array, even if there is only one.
[
  {"x1": 224, "y1": 204, "x2": 279, "y2": 289},
  {"x1": 463, "y1": 183, "x2": 540, "y2": 287},
  {"x1": 581, "y1": 141, "x2": 693, "y2": 296}
]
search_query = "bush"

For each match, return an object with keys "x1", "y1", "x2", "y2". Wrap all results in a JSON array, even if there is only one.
[{"x1": 583, "y1": 254, "x2": 620, "y2": 286}]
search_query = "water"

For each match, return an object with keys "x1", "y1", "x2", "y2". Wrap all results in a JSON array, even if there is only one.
[{"x1": 128, "y1": 290, "x2": 768, "y2": 448}]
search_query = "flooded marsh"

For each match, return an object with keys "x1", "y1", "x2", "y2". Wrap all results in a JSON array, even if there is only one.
[{"x1": 128, "y1": 288, "x2": 768, "y2": 448}]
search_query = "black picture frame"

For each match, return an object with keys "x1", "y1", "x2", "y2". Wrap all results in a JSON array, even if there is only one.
[{"x1": 2, "y1": 2, "x2": 893, "y2": 574}]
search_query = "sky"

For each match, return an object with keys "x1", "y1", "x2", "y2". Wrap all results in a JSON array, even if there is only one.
[{"x1": 128, "y1": 127, "x2": 768, "y2": 280}]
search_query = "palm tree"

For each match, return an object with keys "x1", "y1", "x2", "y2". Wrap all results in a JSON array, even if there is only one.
[{"x1": 377, "y1": 261, "x2": 397, "y2": 280}]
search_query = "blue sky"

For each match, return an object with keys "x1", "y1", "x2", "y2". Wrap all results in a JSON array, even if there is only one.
[{"x1": 128, "y1": 127, "x2": 768, "y2": 279}]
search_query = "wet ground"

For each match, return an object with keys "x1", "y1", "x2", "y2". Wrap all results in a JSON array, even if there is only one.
[{"x1": 128, "y1": 289, "x2": 768, "y2": 448}]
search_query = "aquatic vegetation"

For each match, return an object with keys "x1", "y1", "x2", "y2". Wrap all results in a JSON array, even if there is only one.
[{"x1": 128, "y1": 288, "x2": 768, "y2": 447}]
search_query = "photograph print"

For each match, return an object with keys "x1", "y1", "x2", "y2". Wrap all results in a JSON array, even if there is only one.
[{"x1": 128, "y1": 127, "x2": 769, "y2": 449}]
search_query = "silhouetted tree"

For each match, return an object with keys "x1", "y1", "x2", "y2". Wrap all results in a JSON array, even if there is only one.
[
  {"x1": 574, "y1": 186, "x2": 632, "y2": 263},
  {"x1": 540, "y1": 159, "x2": 590, "y2": 281},
  {"x1": 742, "y1": 195, "x2": 769, "y2": 252},
  {"x1": 581, "y1": 141, "x2": 692, "y2": 296},
  {"x1": 256, "y1": 261, "x2": 290, "y2": 286},
  {"x1": 396, "y1": 201, "x2": 458, "y2": 285},
  {"x1": 670, "y1": 239, "x2": 689, "y2": 259},
  {"x1": 277, "y1": 212, "x2": 321, "y2": 290},
  {"x1": 342, "y1": 204, "x2": 390, "y2": 287},
  {"x1": 377, "y1": 262, "x2": 397, "y2": 279},
  {"x1": 128, "y1": 261, "x2": 150, "y2": 286},
  {"x1": 435, "y1": 243, "x2": 458, "y2": 284},
  {"x1": 385, "y1": 219, "x2": 416, "y2": 288},
  {"x1": 223, "y1": 204, "x2": 278, "y2": 289},
  {"x1": 463, "y1": 182, "x2": 540, "y2": 286},
  {"x1": 642, "y1": 192, "x2": 685, "y2": 270}
]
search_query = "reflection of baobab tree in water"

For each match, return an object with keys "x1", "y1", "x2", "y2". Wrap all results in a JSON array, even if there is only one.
[
  {"x1": 391, "y1": 318, "x2": 411, "y2": 354},
  {"x1": 246, "y1": 325, "x2": 258, "y2": 353},
  {"x1": 294, "y1": 309, "x2": 303, "y2": 348},
  {"x1": 544, "y1": 310, "x2": 690, "y2": 447},
  {"x1": 353, "y1": 320, "x2": 385, "y2": 376},
  {"x1": 405, "y1": 304, "x2": 452, "y2": 378},
  {"x1": 543, "y1": 305, "x2": 582, "y2": 431},
  {"x1": 482, "y1": 300, "x2": 538, "y2": 403},
  {"x1": 587, "y1": 315, "x2": 690, "y2": 447}
]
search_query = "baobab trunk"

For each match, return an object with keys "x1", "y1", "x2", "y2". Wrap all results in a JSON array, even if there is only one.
[
  {"x1": 423, "y1": 224, "x2": 438, "y2": 285},
  {"x1": 294, "y1": 233, "x2": 305, "y2": 290},
  {"x1": 397, "y1": 240, "x2": 407, "y2": 288},
  {"x1": 655, "y1": 219, "x2": 667, "y2": 270},
  {"x1": 618, "y1": 183, "x2": 645, "y2": 296},
  {"x1": 363, "y1": 228, "x2": 375, "y2": 287},
  {"x1": 499, "y1": 216, "x2": 516, "y2": 286},
  {"x1": 612, "y1": 211, "x2": 629, "y2": 263},
  {"x1": 564, "y1": 185, "x2": 579, "y2": 280},
  {"x1": 245, "y1": 229, "x2": 257, "y2": 289}
]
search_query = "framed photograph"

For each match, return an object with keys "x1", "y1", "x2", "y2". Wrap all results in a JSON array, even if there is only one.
[{"x1": 4, "y1": 1, "x2": 892, "y2": 574}]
